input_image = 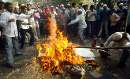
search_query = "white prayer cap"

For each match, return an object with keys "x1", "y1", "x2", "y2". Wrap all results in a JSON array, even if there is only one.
[
  {"x1": 51, "y1": 5, "x2": 54, "y2": 7},
  {"x1": 112, "y1": 32, "x2": 122, "y2": 41},
  {"x1": 21, "y1": 4, "x2": 25, "y2": 6},
  {"x1": 60, "y1": 4, "x2": 64, "y2": 7},
  {"x1": 103, "y1": 4, "x2": 107, "y2": 7},
  {"x1": 15, "y1": 6, "x2": 19, "y2": 8},
  {"x1": 120, "y1": 3, "x2": 123, "y2": 5},
  {"x1": 67, "y1": 3, "x2": 70, "y2": 6},
  {"x1": 55, "y1": 7, "x2": 58, "y2": 9}
]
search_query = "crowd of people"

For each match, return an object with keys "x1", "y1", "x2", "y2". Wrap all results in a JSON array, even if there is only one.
[
  {"x1": 0, "y1": 2, "x2": 40, "y2": 68},
  {"x1": 41, "y1": 2, "x2": 129, "y2": 44},
  {"x1": 0, "y1": 1, "x2": 130, "y2": 68}
]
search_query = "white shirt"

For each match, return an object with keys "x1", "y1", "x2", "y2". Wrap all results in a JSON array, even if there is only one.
[
  {"x1": 27, "y1": 10, "x2": 36, "y2": 28},
  {"x1": 0, "y1": 11, "x2": 18, "y2": 37},
  {"x1": 65, "y1": 9, "x2": 70, "y2": 19},
  {"x1": 104, "y1": 32, "x2": 130, "y2": 58},
  {"x1": 80, "y1": 7, "x2": 86, "y2": 17},
  {"x1": 18, "y1": 13, "x2": 32, "y2": 29},
  {"x1": 87, "y1": 10, "x2": 96, "y2": 21},
  {"x1": 68, "y1": 14, "x2": 87, "y2": 29},
  {"x1": 104, "y1": 32, "x2": 130, "y2": 47}
]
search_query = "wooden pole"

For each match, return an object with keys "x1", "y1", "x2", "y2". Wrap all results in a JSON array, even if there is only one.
[
  {"x1": 75, "y1": 46, "x2": 130, "y2": 49},
  {"x1": 125, "y1": 0, "x2": 130, "y2": 32},
  {"x1": 125, "y1": 11, "x2": 128, "y2": 32}
]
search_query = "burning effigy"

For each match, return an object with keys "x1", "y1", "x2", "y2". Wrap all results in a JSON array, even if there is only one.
[{"x1": 35, "y1": 16, "x2": 98, "y2": 76}]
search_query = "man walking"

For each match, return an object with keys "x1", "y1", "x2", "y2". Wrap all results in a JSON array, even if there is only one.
[{"x1": 0, "y1": 2, "x2": 22, "y2": 68}]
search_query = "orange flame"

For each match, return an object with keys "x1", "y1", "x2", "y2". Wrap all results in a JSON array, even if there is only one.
[{"x1": 35, "y1": 17, "x2": 85, "y2": 74}]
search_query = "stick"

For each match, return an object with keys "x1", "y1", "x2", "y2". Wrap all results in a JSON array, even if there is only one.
[
  {"x1": 125, "y1": 12, "x2": 128, "y2": 32},
  {"x1": 75, "y1": 46, "x2": 130, "y2": 49},
  {"x1": 125, "y1": 0, "x2": 130, "y2": 32}
]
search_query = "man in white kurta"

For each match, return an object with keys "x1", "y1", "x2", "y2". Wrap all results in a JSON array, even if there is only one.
[
  {"x1": 104, "y1": 32, "x2": 130, "y2": 68},
  {"x1": 68, "y1": 9, "x2": 87, "y2": 44},
  {"x1": 0, "y1": 2, "x2": 21, "y2": 67}
]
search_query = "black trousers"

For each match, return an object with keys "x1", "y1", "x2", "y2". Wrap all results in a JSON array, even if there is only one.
[
  {"x1": 118, "y1": 49, "x2": 130, "y2": 67},
  {"x1": 19, "y1": 28, "x2": 34, "y2": 49}
]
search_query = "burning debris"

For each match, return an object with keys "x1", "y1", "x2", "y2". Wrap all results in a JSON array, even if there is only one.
[{"x1": 35, "y1": 17, "x2": 98, "y2": 75}]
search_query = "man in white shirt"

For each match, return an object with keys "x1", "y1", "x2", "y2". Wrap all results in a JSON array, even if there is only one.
[
  {"x1": 68, "y1": 9, "x2": 87, "y2": 44},
  {"x1": 18, "y1": 5, "x2": 34, "y2": 49},
  {"x1": 87, "y1": 5, "x2": 97, "y2": 37},
  {"x1": 0, "y1": 2, "x2": 22, "y2": 68},
  {"x1": 104, "y1": 32, "x2": 130, "y2": 68}
]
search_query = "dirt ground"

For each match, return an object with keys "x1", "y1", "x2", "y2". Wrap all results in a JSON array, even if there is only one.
[{"x1": 0, "y1": 39, "x2": 130, "y2": 79}]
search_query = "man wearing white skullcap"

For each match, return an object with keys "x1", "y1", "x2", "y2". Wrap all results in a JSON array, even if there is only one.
[
  {"x1": 104, "y1": 32, "x2": 130, "y2": 68},
  {"x1": 68, "y1": 9, "x2": 87, "y2": 44},
  {"x1": 104, "y1": 32, "x2": 130, "y2": 47}
]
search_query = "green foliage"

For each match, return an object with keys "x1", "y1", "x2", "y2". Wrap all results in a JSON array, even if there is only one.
[
  {"x1": 70, "y1": 0, "x2": 83, "y2": 4},
  {"x1": 13, "y1": 0, "x2": 83, "y2": 6},
  {"x1": 100, "y1": 0, "x2": 111, "y2": 4},
  {"x1": 51, "y1": 0, "x2": 68, "y2": 5},
  {"x1": 51, "y1": 0, "x2": 83, "y2": 5},
  {"x1": 12, "y1": 0, "x2": 32, "y2": 4}
]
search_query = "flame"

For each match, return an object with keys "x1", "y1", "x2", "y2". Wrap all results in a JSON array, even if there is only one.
[{"x1": 35, "y1": 17, "x2": 85, "y2": 74}]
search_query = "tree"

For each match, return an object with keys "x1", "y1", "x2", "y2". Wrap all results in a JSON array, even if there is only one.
[
  {"x1": 69, "y1": 0, "x2": 83, "y2": 4},
  {"x1": 51, "y1": 0, "x2": 83, "y2": 5},
  {"x1": 100, "y1": 0, "x2": 111, "y2": 4},
  {"x1": 9, "y1": 0, "x2": 35, "y2": 4}
]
